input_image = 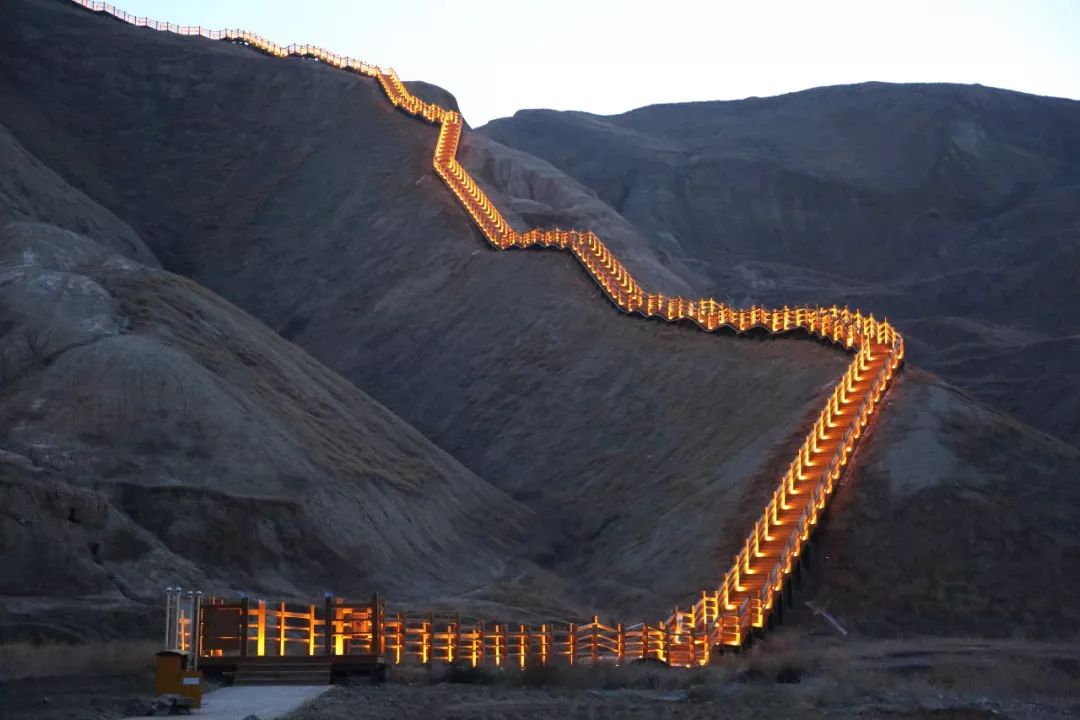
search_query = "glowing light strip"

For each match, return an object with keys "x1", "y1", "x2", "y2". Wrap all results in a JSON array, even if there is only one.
[{"x1": 68, "y1": 0, "x2": 904, "y2": 660}]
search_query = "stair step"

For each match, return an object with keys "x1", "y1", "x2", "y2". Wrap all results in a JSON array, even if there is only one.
[
  {"x1": 233, "y1": 682, "x2": 326, "y2": 686},
  {"x1": 234, "y1": 671, "x2": 330, "y2": 685},
  {"x1": 235, "y1": 664, "x2": 332, "y2": 671}
]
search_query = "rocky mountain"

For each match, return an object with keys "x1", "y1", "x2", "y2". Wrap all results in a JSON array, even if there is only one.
[
  {"x1": 0, "y1": 0, "x2": 845, "y2": 635},
  {"x1": 0, "y1": 218, "x2": 534, "y2": 640},
  {"x1": 1, "y1": 0, "x2": 1077, "y2": 642},
  {"x1": 480, "y1": 85, "x2": 1080, "y2": 448}
]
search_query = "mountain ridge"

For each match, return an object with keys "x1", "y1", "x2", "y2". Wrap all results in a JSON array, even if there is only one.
[
  {"x1": 1, "y1": 0, "x2": 1076, "y2": 643},
  {"x1": 481, "y1": 82, "x2": 1080, "y2": 448}
]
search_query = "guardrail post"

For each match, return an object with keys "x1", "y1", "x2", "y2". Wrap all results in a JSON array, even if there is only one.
[
  {"x1": 371, "y1": 593, "x2": 382, "y2": 658},
  {"x1": 591, "y1": 616, "x2": 599, "y2": 665},
  {"x1": 256, "y1": 599, "x2": 266, "y2": 657},
  {"x1": 477, "y1": 621, "x2": 485, "y2": 666},
  {"x1": 450, "y1": 615, "x2": 460, "y2": 664},
  {"x1": 323, "y1": 593, "x2": 332, "y2": 657},
  {"x1": 616, "y1": 623, "x2": 624, "y2": 665},
  {"x1": 278, "y1": 601, "x2": 286, "y2": 656},
  {"x1": 663, "y1": 622, "x2": 672, "y2": 665},
  {"x1": 425, "y1": 612, "x2": 434, "y2": 664},
  {"x1": 239, "y1": 595, "x2": 249, "y2": 658},
  {"x1": 567, "y1": 623, "x2": 575, "y2": 665}
]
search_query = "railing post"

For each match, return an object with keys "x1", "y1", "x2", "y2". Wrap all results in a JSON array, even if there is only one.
[
  {"x1": 239, "y1": 595, "x2": 249, "y2": 658},
  {"x1": 591, "y1": 616, "x2": 599, "y2": 665},
  {"x1": 539, "y1": 623, "x2": 548, "y2": 666},
  {"x1": 425, "y1": 611, "x2": 434, "y2": 664},
  {"x1": 567, "y1": 623, "x2": 575, "y2": 665},
  {"x1": 323, "y1": 593, "x2": 332, "y2": 657},
  {"x1": 493, "y1": 624, "x2": 503, "y2": 667},
  {"x1": 256, "y1": 599, "x2": 266, "y2": 657},
  {"x1": 278, "y1": 601, "x2": 286, "y2": 656},
  {"x1": 453, "y1": 614, "x2": 461, "y2": 664},
  {"x1": 371, "y1": 593, "x2": 382, "y2": 658},
  {"x1": 477, "y1": 621, "x2": 485, "y2": 667}
]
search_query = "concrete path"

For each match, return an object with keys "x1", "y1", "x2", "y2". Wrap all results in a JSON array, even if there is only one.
[{"x1": 126, "y1": 685, "x2": 332, "y2": 720}]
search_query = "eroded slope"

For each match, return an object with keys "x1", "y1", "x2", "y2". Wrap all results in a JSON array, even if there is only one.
[
  {"x1": 0, "y1": 221, "x2": 530, "y2": 638},
  {"x1": 0, "y1": 0, "x2": 849, "y2": 620},
  {"x1": 480, "y1": 86, "x2": 1080, "y2": 447}
]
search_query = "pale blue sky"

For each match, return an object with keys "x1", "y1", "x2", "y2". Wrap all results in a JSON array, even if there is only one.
[{"x1": 107, "y1": 0, "x2": 1080, "y2": 126}]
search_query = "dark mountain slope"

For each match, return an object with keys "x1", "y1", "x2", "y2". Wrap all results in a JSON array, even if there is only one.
[
  {"x1": 0, "y1": 220, "x2": 531, "y2": 640},
  {"x1": 0, "y1": 0, "x2": 850, "y2": 621},
  {"x1": 480, "y1": 84, "x2": 1080, "y2": 446},
  {"x1": 814, "y1": 369, "x2": 1080, "y2": 638},
  {"x1": 0, "y1": 124, "x2": 157, "y2": 266}
]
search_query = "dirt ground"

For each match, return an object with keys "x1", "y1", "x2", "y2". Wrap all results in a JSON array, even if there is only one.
[
  {"x1": 288, "y1": 637, "x2": 1080, "y2": 720},
  {"x1": 0, "y1": 673, "x2": 151, "y2": 720},
  {"x1": 1, "y1": 636, "x2": 1078, "y2": 719}
]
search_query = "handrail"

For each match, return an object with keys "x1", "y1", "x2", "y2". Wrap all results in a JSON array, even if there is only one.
[{"x1": 67, "y1": 0, "x2": 905, "y2": 663}]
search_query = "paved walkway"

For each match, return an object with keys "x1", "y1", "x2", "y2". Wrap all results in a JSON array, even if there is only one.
[{"x1": 126, "y1": 685, "x2": 332, "y2": 720}]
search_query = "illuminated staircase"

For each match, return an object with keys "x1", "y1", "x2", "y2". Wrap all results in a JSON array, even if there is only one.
[{"x1": 67, "y1": 0, "x2": 905, "y2": 663}]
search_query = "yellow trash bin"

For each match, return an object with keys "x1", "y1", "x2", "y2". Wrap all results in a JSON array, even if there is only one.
[{"x1": 154, "y1": 650, "x2": 185, "y2": 696}]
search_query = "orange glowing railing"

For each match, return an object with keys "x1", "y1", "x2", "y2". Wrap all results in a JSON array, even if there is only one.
[
  {"x1": 198, "y1": 596, "x2": 693, "y2": 667},
  {"x1": 70, "y1": 0, "x2": 905, "y2": 663}
]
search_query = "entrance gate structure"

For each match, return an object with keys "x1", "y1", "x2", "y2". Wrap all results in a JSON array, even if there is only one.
[{"x1": 196, "y1": 594, "x2": 386, "y2": 678}]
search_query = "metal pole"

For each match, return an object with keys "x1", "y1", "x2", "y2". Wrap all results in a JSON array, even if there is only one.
[
  {"x1": 163, "y1": 587, "x2": 173, "y2": 648},
  {"x1": 174, "y1": 587, "x2": 182, "y2": 650},
  {"x1": 186, "y1": 591, "x2": 195, "y2": 659},
  {"x1": 167, "y1": 587, "x2": 181, "y2": 650}
]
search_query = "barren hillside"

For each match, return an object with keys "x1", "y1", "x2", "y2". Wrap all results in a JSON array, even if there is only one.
[
  {"x1": 0, "y1": 0, "x2": 845, "y2": 630},
  {"x1": 0, "y1": 219, "x2": 535, "y2": 640},
  {"x1": 1, "y1": 0, "x2": 1077, "y2": 643},
  {"x1": 481, "y1": 85, "x2": 1080, "y2": 447}
]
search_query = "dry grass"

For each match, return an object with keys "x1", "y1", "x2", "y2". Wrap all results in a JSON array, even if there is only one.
[
  {"x1": 385, "y1": 638, "x2": 1080, "y2": 707},
  {"x1": 392, "y1": 657, "x2": 799, "y2": 693},
  {"x1": 924, "y1": 655, "x2": 1080, "y2": 698},
  {"x1": 0, "y1": 640, "x2": 157, "y2": 680}
]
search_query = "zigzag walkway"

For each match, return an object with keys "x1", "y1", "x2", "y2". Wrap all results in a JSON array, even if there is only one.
[{"x1": 68, "y1": 0, "x2": 905, "y2": 665}]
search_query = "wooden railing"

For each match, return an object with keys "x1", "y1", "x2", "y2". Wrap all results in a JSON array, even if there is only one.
[
  {"x1": 68, "y1": 0, "x2": 905, "y2": 663},
  {"x1": 198, "y1": 595, "x2": 706, "y2": 667}
]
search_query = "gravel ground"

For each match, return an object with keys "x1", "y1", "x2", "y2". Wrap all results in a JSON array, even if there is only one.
[{"x1": 287, "y1": 639, "x2": 1080, "y2": 720}]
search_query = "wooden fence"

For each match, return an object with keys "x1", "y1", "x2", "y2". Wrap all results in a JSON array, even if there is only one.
[{"x1": 194, "y1": 594, "x2": 717, "y2": 667}]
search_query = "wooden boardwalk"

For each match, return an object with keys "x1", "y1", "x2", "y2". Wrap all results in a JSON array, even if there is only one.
[{"x1": 67, "y1": 0, "x2": 905, "y2": 666}]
